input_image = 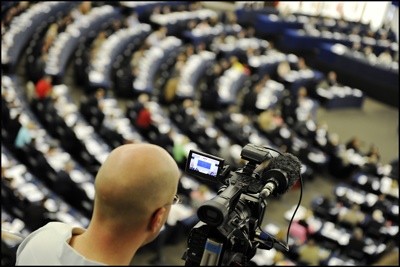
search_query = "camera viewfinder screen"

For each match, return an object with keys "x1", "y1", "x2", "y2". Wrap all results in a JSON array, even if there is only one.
[{"x1": 187, "y1": 150, "x2": 224, "y2": 180}]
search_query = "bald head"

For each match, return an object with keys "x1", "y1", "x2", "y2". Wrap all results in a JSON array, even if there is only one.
[{"x1": 93, "y1": 143, "x2": 181, "y2": 226}]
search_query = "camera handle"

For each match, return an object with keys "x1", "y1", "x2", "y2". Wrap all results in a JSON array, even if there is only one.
[
  {"x1": 255, "y1": 228, "x2": 289, "y2": 252},
  {"x1": 199, "y1": 238, "x2": 223, "y2": 266}
]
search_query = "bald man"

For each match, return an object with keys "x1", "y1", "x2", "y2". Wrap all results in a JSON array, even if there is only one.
[{"x1": 16, "y1": 143, "x2": 181, "y2": 265}]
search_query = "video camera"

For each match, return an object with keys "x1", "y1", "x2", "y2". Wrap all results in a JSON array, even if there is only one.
[{"x1": 182, "y1": 143, "x2": 302, "y2": 266}]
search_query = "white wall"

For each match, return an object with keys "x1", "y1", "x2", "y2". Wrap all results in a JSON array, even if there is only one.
[
  {"x1": 387, "y1": 3, "x2": 399, "y2": 41},
  {"x1": 360, "y1": 1, "x2": 390, "y2": 31},
  {"x1": 276, "y1": 1, "x2": 394, "y2": 31}
]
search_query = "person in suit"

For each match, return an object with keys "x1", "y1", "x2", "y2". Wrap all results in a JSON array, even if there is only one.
[
  {"x1": 362, "y1": 209, "x2": 385, "y2": 241},
  {"x1": 23, "y1": 197, "x2": 51, "y2": 232},
  {"x1": 241, "y1": 83, "x2": 263, "y2": 115},
  {"x1": 200, "y1": 85, "x2": 220, "y2": 111},
  {"x1": 344, "y1": 227, "x2": 366, "y2": 262},
  {"x1": 154, "y1": 127, "x2": 174, "y2": 155},
  {"x1": 79, "y1": 88, "x2": 106, "y2": 130},
  {"x1": 53, "y1": 161, "x2": 93, "y2": 217}
]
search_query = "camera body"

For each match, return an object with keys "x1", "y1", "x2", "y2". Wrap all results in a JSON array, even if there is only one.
[{"x1": 183, "y1": 144, "x2": 281, "y2": 266}]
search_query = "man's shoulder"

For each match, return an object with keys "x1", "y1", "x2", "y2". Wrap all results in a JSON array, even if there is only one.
[{"x1": 28, "y1": 222, "x2": 74, "y2": 236}]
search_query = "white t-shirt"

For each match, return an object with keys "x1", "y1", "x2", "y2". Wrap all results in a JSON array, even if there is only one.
[{"x1": 16, "y1": 222, "x2": 104, "y2": 265}]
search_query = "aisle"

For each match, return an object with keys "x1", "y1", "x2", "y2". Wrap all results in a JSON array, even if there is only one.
[{"x1": 317, "y1": 97, "x2": 398, "y2": 165}]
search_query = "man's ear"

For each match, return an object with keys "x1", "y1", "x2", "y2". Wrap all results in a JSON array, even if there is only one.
[{"x1": 149, "y1": 207, "x2": 167, "y2": 233}]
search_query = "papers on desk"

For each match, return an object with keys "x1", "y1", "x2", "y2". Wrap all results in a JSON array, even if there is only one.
[
  {"x1": 70, "y1": 169, "x2": 89, "y2": 183},
  {"x1": 371, "y1": 179, "x2": 380, "y2": 191},
  {"x1": 53, "y1": 84, "x2": 68, "y2": 95},
  {"x1": 46, "y1": 152, "x2": 71, "y2": 171},
  {"x1": 279, "y1": 127, "x2": 291, "y2": 139},
  {"x1": 391, "y1": 204, "x2": 399, "y2": 215},
  {"x1": 115, "y1": 117, "x2": 130, "y2": 129},
  {"x1": 167, "y1": 204, "x2": 194, "y2": 226},
  {"x1": 85, "y1": 138, "x2": 104, "y2": 156},
  {"x1": 180, "y1": 175, "x2": 200, "y2": 191},
  {"x1": 364, "y1": 193, "x2": 378, "y2": 207},
  {"x1": 36, "y1": 140, "x2": 50, "y2": 154},
  {"x1": 327, "y1": 256, "x2": 355, "y2": 266},
  {"x1": 65, "y1": 113, "x2": 78, "y2": 127},
  {"x1": 321, "y1": 221, "x2": 350, "y2": 245},
  {"x1": 151, "y1": 113, "x2": 164, "y2": 125},
  {"x1": 364, "y1": 242, "x2": 386, "y2": 255},
  {"x1": 205, "y1": 127, "x2": 217, "y2": 138},
  {"x1": 226, "y1": 145, "x2": 241, "y2": 162},
  {"x1": 284, "y1": 205, "x2": 307, "y2": 221},
  {"x1": 264, "y1": 223, "x2": 281, "y2": 236},
  {"x1": 10, "y1": 108, "x2": 23, "y2": 120},
  {"x1": 1, "y1": 152, "x2": 10, "y2": 167},
  {"x1": 30, "y1": 129, "x2": 47, "y2": 144},
  {"x1": 44, "y1": 198, "x2": 58, "y2": 212},
  {"x1": 81, "y1": 182, "x2": 95, "y2": 200},
  {"x1": 74, "y1": 123, "x2": 94, "y2": 139},
  {"x1": 345, "y1": 149, "x2": 366, "y2": 166},
  {"x1": 56, "y1": 211, "x2": 78, "y2": 225},
  {"x1": 298, "y1": 69, "x2": 314, "y2": 79},
  {"x1": 5, "y1": 164, "x2": 27, "y2": 186},
  {"x1": 184, "y1": 141, "x2": 198, "y2": 155},
  {"x1": 18, "y1": 113, "x2": 31, "y2": 126},
  {"x1": 382, "y1": 225, "x2": 399, "y2": 236},
  {"x1": 157, "y1": 123, "x2": 170, "y2": 135},
  {"x1": 307, "y1": 216, "x2": 322, "y2": 232},
  {"x1": 284, "y1": 70, "x2": 299, "y2": 83},
  {"x1": 251, "y1": 248, "x2": 277, "y2": 266},
  {"x1": 357, "y1": 174, "x2": 368, "y2": 185},
  {"x1": 18, "y1": 182, "x2": 44, "y2": 202},
  {"x1": 308, "y1": 151, "x2": 327, "y2": 163},
  {"x1": 317, "y1": 87, "x2": 334, "y2": 99},
  {"x1": 380, "y1": 176, "x2": 399, "y2": 198},
  {"x1": 102, "y1": 98, "x2": 117, "y2": 109},
  {"x1": 3, "y1": 162, "x2": 24, "y2": 181},
  {"x1": 96, "y1": 152, "x2": 109, "y2": 164},
  {"x1": 346, "y1": 189, "x2": 364, "y2": 205},
  {"x1": 249, "y1": 132, "x2": 263, "y2": 146},
  {"x1": 318, "y1": 247, "x2": 331, "y2": 260},
  {"x1": 331, "y1": 43, "x2": 347, "y2": 55}
]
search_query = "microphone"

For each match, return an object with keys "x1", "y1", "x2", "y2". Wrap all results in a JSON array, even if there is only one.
[{"x1": 260, "y1": 153, "x2": 301, "y2": 199}]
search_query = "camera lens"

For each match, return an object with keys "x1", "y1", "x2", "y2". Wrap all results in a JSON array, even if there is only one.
[{"x1": 197, "y1": 199, "x2": 229, "y2": 227}]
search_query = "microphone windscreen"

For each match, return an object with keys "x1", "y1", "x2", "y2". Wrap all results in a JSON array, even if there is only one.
[{"x1": 267, "y1": 153, "x2": 301, "y2": 189}]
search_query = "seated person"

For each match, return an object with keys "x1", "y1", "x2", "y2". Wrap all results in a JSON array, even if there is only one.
[
  {"x1": 362, "y1": 209, "x2": 385, "y2": 240},
  {"x1": 317, "y1": 71, "x2": 339, "y2": 89},
  {"x1": 297, "y1": 238, "x2": 323, "y2": 266},
  {"x1": 344, "y1": 227, "x2": 366, "y2": 262},
  {"x1": 289, "y1": 210, "x2": 315, "y2": 245},
  {"x1": 373, "y1": 193, "x2": 391, "y2": 215},
  {"x1": 345, "y1": 136, "x2": 364, "y2": 154},
  {"x1": 337, "y1": 203, "x2": 365, "y2": 229}
]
